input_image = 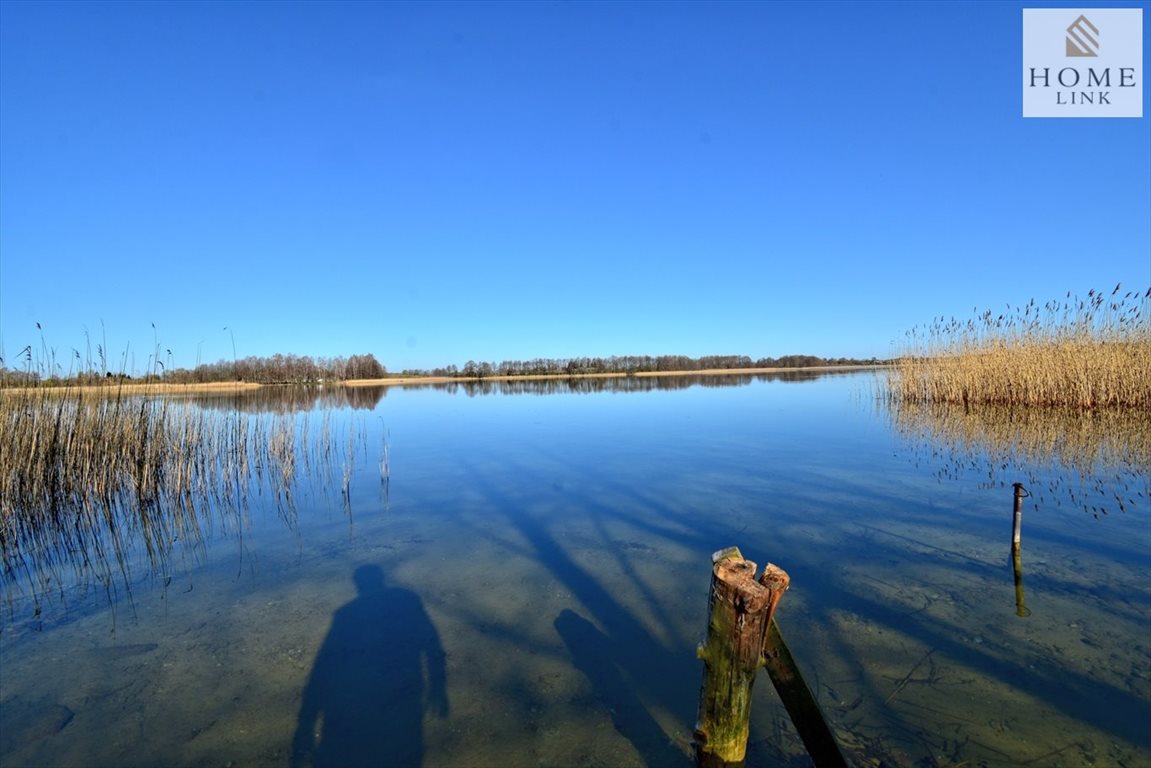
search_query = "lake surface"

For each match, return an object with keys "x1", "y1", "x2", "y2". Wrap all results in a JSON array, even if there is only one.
[{"x1": 2, "y1": 372, "x2": 1148, "y2": 767}]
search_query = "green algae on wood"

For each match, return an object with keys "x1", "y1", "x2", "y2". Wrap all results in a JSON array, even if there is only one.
[{"x1": 692, "y1": 548, "x2": 789, "y2": 768}]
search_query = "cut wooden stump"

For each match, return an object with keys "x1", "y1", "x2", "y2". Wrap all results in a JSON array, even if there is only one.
[
  {"x1": 693, "y1": 547, "x2": 788, "y2": 768},
  {"x1": 694, "y1": 547, "x2": 847, "y2": 768}
]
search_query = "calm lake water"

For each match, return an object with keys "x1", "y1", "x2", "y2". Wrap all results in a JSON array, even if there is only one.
[{"x1": 2, "y1": 372, "x2": 1148, "y2": 767}]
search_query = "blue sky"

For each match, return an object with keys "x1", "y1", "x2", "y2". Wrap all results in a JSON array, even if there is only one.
[{"x1": 2, "y1": 1, "x2": 1148, "y2": 374}]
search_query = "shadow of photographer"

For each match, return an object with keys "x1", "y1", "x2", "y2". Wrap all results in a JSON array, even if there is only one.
[{"x1": 291, "y1": 564, "x2": 448, "y2": 768}]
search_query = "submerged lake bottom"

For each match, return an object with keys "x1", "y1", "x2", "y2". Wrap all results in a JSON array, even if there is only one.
[{"x1": 2, "y1": 373, "x2": 1148, "y2": 767}]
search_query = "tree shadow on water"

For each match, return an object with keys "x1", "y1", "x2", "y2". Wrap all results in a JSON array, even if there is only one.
[
  {"x1": 291, "y1": 565, "x2": 448, "y2": 768},
  {"x1": 555, "y1": 609, "x2": 692, "y2": 767}
]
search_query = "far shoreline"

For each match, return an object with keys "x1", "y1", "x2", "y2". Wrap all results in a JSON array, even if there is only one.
[
  {"x1": 345, "y1": 364, "x2": 887, "y2": 387},
  {"x1": 1, "y1": 365, "x2": 887, "y2": 395}
]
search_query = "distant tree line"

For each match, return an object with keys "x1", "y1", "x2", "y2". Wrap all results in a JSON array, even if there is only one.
[
  {"x1": 163, "y1": 353, "x2": 386, "y2": 384},
  {"x1": 406, "y1": 354, "x2": 884, "y2": 379},
  {"x1": 0, "y1": 353, "x2": 387, "y2": 386}
]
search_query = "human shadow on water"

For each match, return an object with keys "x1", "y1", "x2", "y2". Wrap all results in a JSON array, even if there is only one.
[{"x1": 291, "y1": 565, "x2": 448, "y2": 768}]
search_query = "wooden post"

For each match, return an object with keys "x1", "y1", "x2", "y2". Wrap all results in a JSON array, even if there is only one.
[
  {"x1": 1010, "y1": 483, "x2": 1032, "y2": 616},
  {"x1": 695, "y1": 548, "x2": 848, "y2": 768},
  {"x1": 693, "y1": 547, "x2": 774, "y2": 768},
  {"x1": 1011, "y1": 482, "x2": 1026, "y2": 546},
  {"x1": 761, "y1": 619, "x2": 848, "y2": 767}
]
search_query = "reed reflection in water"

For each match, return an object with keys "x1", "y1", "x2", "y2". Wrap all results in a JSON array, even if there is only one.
[
  {"x1": 888, "y1": 399, "x2": 1150, "y2": 518},
  {"x1": 887, "y1": 397, "x2": 1148, "y2": 628}
]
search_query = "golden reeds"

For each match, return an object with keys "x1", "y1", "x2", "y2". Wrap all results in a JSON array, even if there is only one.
[
  {"x1": 886, "y1": 286, "x2": 1150, "y2": 409},
  {"x1": 0, "y1": 387, "x2": 347, "y2": 615}
]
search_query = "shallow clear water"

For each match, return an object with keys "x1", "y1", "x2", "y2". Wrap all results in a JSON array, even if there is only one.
[{"x1": 2, "y1": 372, "x2": 1148, "y2": 767}]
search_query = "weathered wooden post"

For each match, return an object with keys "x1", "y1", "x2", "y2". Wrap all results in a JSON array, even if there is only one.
[
  {"x1": 693, "y1": 547, "x2": 778, "y2": 767},
  {"x1": 694, "y1": 547, "x2": 849, "y2": 768},
  {"x1": 761, "y1": 614, "x2": 848, "y2": 767}
]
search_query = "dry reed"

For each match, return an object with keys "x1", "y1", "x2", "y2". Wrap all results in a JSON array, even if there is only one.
[
  {"x1": 885, "y1": 286, "x2": 1150, "y2": 409},
  {"x1": 0, "y1": 387, "x2": 353, "y2": 616}
]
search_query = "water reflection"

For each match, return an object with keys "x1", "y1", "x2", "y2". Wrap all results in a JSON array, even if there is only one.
[
  {"x1": 425, "y1": 370, "x2": 853, "y2": 398},
  {"x1": 178, "y1": 385, "x2": 386, "y2": 413},
  {"x1": 292, "y1": 564, "x2": 448, "y2": 768},
  {"x1": 888, "y1": 400, "x2": 1150, "y2": 517},
  {"x1": 889, "y1": 399, "x2": 1149, "y2": 621},
  {"x1": 1011, "y1": 544, "x2": 1029, "y2": 618},
  {"x1": 171, "y1": 371, "x2": 857, "y2": 411}
]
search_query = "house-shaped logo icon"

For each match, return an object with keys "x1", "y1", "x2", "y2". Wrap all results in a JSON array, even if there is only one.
[{"x1": 1066, "y1": 15, "x2": 1099, "y2": 57}]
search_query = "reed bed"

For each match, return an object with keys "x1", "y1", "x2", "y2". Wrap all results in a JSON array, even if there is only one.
[
  {"x1": 0, "y1": 387, "x2": 357, "y2": 617},
  {"x1": 886, "y1": 286, "x2": 1150, "y2": 409}
]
